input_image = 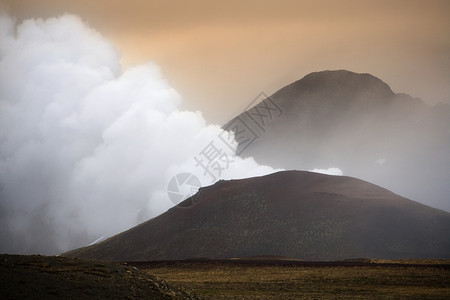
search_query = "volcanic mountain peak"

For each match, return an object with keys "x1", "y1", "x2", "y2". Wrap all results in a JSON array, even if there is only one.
[
  {"x1": 223, "y1": 70, "x2": 449, "y2": 212},
  {"x1": 272, "y1": 70, "x2": 396, "y2": 108},
  {"x1": 187, "y1": 170, "x2": 397, "y2": 205},
  {"x1": 64, "y1": 171, "x2": 450, "y2": 262},
  {"x1": 293, "y1": 70, "x2": 393, "y2": 95}
]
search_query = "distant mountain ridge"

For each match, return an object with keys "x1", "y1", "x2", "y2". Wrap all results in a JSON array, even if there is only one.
[
  {"x1": 64, "y1": 171, "x2": 450, "y2": 261},
  {"x1": 224, "y1": 70, "x2": 450, "y2": 211}
]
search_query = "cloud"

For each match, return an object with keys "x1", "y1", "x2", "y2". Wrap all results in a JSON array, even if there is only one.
[
  {"x1": 375, "y1": 158, "x2": 386, "y2": 165},
  {"x1": 0, "y1": 13, "x2": 279, "y2": 255},
  {"x1": 308, "y1": 167, "x2": 343, "y2": 176}
]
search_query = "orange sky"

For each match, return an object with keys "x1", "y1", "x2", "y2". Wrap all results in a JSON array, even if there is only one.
[{"x1": 2, "y1": 0, "x2": 449, "y2": 122}]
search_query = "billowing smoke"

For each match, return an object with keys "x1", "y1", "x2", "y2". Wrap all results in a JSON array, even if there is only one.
[
  {"x1": 0, "y1": 13, "x2": 279, "y2": 255},
  {"x1": 308, "y1": 168, "x2": 343, "y2": 176}
]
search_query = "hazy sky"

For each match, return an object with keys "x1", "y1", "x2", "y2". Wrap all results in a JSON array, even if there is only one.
[{"x1": 2, "y1": 0, "x2": 449, "y2": 123}]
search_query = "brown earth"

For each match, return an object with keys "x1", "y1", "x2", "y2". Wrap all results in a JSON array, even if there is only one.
[
  {"x1": 64, "y1": 171, "x2": 450, "y2": 261},
  {"x1": 0, "y1": 254, "x2": 195, "y2": 299},
  {"x1": 136, "y1": 259, "x2": 450, "y2": 299},
  {"x1": 2, "y1": 254, "x2": 448, "y2": 299}
]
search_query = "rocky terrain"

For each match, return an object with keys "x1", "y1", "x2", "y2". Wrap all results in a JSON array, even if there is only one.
[{"x1": 0, "y1": 254, "x2": 195, "y2": 299}]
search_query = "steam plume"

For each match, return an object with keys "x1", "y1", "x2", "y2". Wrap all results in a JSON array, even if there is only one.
[{"x1": 0, "y1": 13, "x2": 278, "y2": 254}]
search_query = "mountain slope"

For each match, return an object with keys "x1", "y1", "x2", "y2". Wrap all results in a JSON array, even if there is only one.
[
  {"x1": 64, "y1": 171, "x2": 450, "y2": 261},
  {"x1": 224, "y1": 70, "x2": 450, "y2": 211}
]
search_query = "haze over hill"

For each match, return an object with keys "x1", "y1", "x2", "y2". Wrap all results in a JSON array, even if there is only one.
[
  {"x1": 64, "y1": 171, "x2": 450, "y2": 261},
  {"x1": 224, "y1": 70, "x2": 450, "y2": 211}
]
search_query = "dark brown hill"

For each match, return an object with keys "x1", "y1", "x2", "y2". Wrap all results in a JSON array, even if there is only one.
[
  {"x1": 64, "y1": 171, "x2": 450, "y2": 261},
  {"x1": 224, "y1": 70, "x2": 450, "y2": 211}
]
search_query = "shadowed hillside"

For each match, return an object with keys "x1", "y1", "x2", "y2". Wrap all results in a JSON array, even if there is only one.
[{"x1": 64, "y1": 171, "x2": 450, "y2": 261}]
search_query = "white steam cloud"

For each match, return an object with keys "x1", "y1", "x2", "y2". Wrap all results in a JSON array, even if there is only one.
[
  {"x1": 0, "y1": 13, "x2": 279, "y2": 254},
  {"x1": 308, "y1": 168, "x2": 343, "y2": 176}
]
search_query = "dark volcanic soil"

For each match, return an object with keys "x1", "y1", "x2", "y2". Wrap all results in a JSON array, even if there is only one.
[
  {"x1": 65, "y1": 171, "x2": 450, "y2": 261},
  {"x1": 0, "y1": 254, "x2": 195, "y2": 299}
]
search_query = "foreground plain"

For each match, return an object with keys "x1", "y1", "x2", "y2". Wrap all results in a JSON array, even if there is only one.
[
  {"x1": 132, "y1": 259, "x2": 450, "y2": 299},
  {"x1": 1, "y1": 255, "x2": 449, "y2": 299}
]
